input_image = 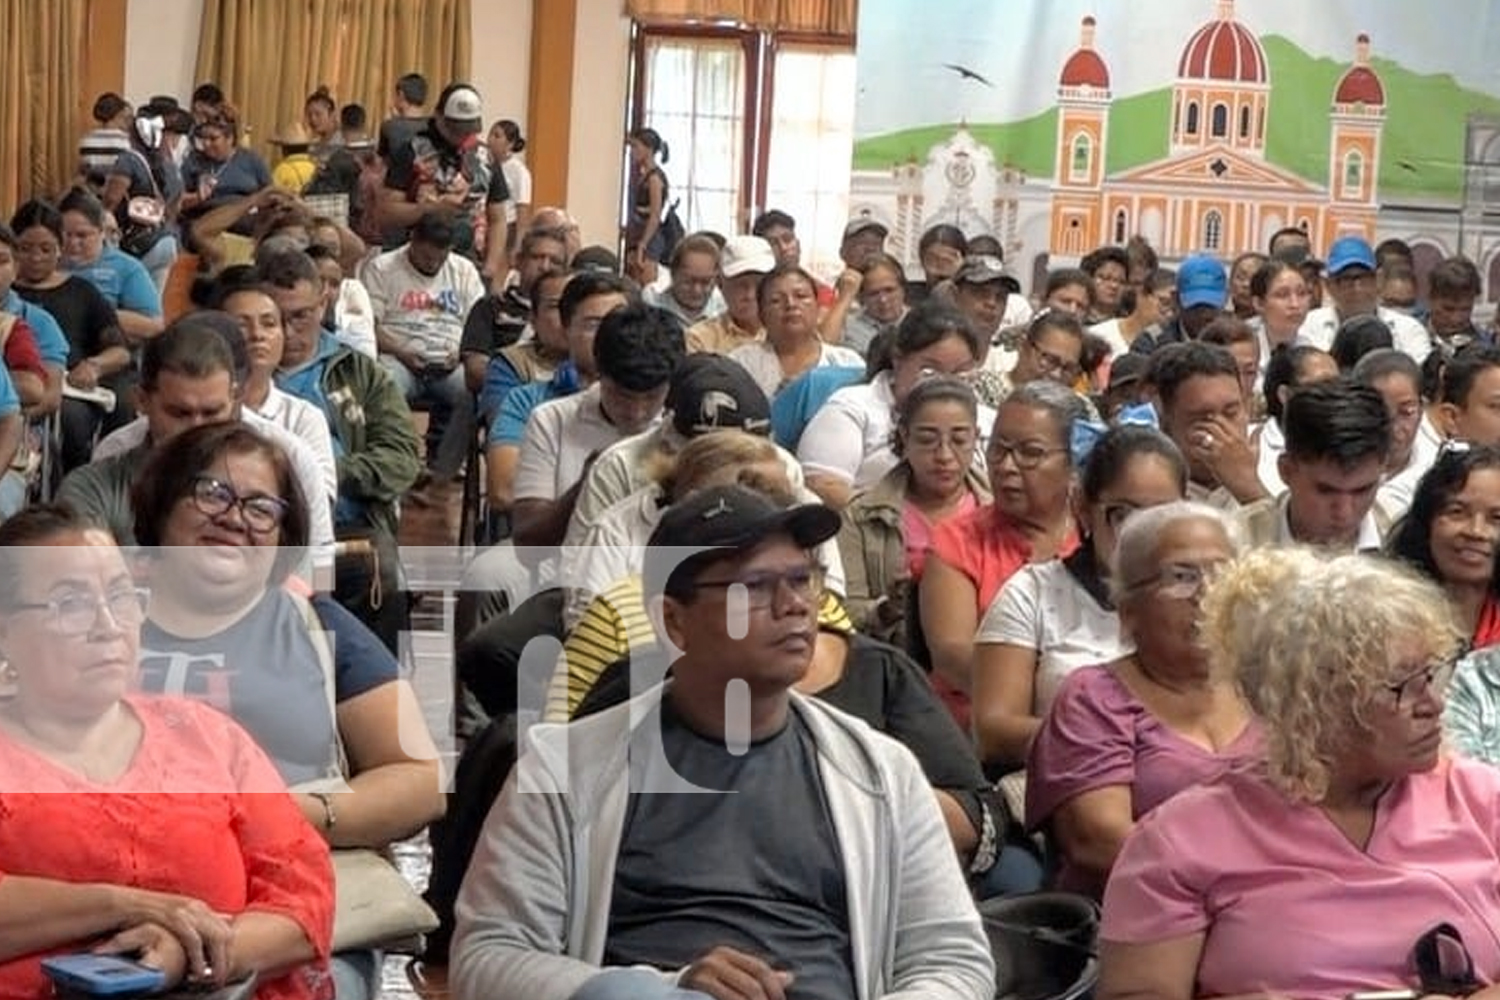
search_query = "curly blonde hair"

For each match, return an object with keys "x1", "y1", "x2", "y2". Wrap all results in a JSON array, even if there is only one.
[
  {"x1": 650, "y1": 430, "x2": 789, "y2": 504},
  {"x1": 1199, "y1": 548, "x2": 1460, "y2": 803}
]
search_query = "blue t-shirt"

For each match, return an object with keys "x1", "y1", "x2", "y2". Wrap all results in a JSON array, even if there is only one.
[
  {"x1": 0, "y1": 364, "x2": 20, "y2": 418},
  {"x1": 137, "y1": 588, "x2": 399, "y2": 786},
  {"x1": 66, "y1": 247, "x2": 161, "y2": 317},
  {"x1": 771, "y1": 365, "x2": 865, "y2": 451},
  {"x1": 2, "y1": 290, "x2": 68, "y2": 367},
  {"x1": 181, "y1": 148, "x2": 272, "y2": 209},
  {"x1": 487, "y1": 363, "x2": 581, "y2": 447}
]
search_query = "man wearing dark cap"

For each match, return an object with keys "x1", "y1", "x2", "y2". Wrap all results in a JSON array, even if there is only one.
[
  {"x1": 379, "y1": 81, "x2": 511, "y2": 274},
  {"x1": 840, "y1": 216, "x2": 889, "y2": 270},
  {"x1": 1297, "y1": 235, "x2": 1429, "y2": 362},
  {"x1": 452, "y1": 484, "x2": 994, "y2": 1000}
]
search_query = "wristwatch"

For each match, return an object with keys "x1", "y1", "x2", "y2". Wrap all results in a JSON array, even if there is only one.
[{"x1": 310, "y1": 791, "x2": 337, "y2": 831}]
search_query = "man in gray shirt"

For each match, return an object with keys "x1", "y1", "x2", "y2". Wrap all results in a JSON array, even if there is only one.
[{"x1": 451, "y1": 485, "x2": 994, "y2": 1000}]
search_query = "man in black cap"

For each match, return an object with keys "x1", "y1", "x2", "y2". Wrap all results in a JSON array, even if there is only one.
[
  {"x1": 451, "y1": 484, "x2": 994, "y2": 1000},
  {"x1": 379, "y1": 81, "x2": 510, "y2": 274}
]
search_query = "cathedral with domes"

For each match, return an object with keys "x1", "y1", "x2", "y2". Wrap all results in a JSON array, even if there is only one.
[{"x1": 1048, "y1": 0, "x2": 1386, "y2": 258}]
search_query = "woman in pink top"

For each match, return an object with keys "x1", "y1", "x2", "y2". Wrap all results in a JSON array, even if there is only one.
[
  {"x1": 919, "y1": 380, "x2": 1085, "y2": 726},
  {"x1": 1025, "y1": 501, "x2": 1259, "y2": 897},
  {"x1": 1099, "y1": 549, "x2": 1493, "y2": 1000}
]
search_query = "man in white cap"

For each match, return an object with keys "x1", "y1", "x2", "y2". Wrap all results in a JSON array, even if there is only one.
[
  {"x1": 684, "y1": 235, "x2": 775, "y2": 355},
  {"x1": 379, "y1": 81, "x2": 511, "y2": 279}
]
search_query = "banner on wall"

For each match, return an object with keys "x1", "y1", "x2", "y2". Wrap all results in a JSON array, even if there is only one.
[{"x1": 850, "y1": 0, "x2": 1500, "y2": 298}]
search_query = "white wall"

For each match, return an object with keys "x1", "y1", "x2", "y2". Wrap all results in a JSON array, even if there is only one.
[
  {"x1": 566, "y1": 0, "x2": 634, "y2": 248},
  {"x1": 470, "y1": 0, "x2": 532, "y2": 130},
  {"x1": 123, "y1": 0, "x2": 203, "y2": 104}
]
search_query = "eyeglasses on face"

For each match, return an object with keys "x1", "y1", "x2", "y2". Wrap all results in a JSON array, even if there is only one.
[
  {"x1": 190, "y1": 475, "x2": 290, "y2": 534},
  {"x1": 1383, "y1": 656, "x2": 1456, "y2": 711},
  {"x1": 1125, "y1": 561, "x2": 1217, "y2": 600},
  {"x1": 691, "y1": 564, "x2": 825, "y2": 611},
  {"x1": 10, "y1": 587, "x2": 151, "y2": 636},
  {"x1": 1026, "y1": 338, "x2": 1082, "y2": 379},
  {"x1": 987, "y1": 437, "x2": 1068, "y2": 470},
  {"x1": 907, "y1": 427, "x2": 977, "y2": 454}
]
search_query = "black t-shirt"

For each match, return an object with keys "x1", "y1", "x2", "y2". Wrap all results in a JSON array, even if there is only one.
[
  {"x1": 459, "y1": 287, "x2": 530, "y2": 358},
  {"x1": 137, "y1": 589, "x2": 399, "y2": 785},
  {"x1": 14, "y1": 278, "x2": 123, "y2": 365},
  {"x1": 383, "y1": 121, "x2": 509, "y2": 255},
  {"x1": 378, "y1": 116, "x2": 427, "y2": 162},
  {"x1": 604, "y1": 698, "x2": 856, "y2": 1000}
]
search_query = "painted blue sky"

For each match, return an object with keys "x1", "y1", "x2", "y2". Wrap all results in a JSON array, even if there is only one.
[{"x1": 855, "y1": 0, "x2": 1500, "y2": 137}]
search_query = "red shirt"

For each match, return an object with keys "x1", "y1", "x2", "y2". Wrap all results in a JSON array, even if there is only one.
[
  {"x1": 1, "y1": 317, "x2": 45, "y2": 380},
  {"x1": 0, "y1": 696, "x2": 333, "y2": 1000},
  {"x1": 1475, "y1": 594, "x2": 1500, "y2": 650}
]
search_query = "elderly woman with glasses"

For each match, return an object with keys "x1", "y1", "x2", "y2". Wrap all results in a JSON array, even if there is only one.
[
  {"x1": 1010, "y1": 310, "x2": 1086, "y2": 389},
  {"x1": 1098, "y1": 549, "x2": 1498, "y2": 1000},
  {"x1": 1025, "y1": 501, "x2": 1258, "y2": 897},
  {"x1": 0, "y1": 504, "x2": 333, "y2": 1000},
  {"x1": 129, "y1": 422, "x2": 443, "y2": 1000}
]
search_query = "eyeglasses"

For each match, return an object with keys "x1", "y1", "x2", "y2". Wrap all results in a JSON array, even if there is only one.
[
  {"x1": 1027, "y1": 338, "x2": 1082, "y2": 379},
  {"x1": 907, "y1": 427, "x2": 977, "y2": 454},
  {"x1": 1383, "y1": 657, "x2": 1456, "y2": 711},
  {"x1": 692, "y1": 565, "x2": 825, "y2": 610},
  {"x1": 191, "y1": 476, "x2": 290, "y2": 534},
  {"x1": 11, "y1": 587, "x2": 150, "y2": 636},
  {"x1": 988, "y1": 437, "x2": 1068, "y2": 470},
  {"x1": 1126, "y1": 561, "x2": 1217, "y2": 600},
  {"x1": 915, "y1": 363, "x2": 976, "y2": 382}
]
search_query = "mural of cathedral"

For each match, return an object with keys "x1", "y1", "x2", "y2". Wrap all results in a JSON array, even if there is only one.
[{"x1": 849, "y1": 0, "x2": 1500, "y2": 306}]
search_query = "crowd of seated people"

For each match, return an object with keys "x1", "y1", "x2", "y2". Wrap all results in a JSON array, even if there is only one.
[{"x1": 9, "y1": 62, "x2": 1500, "y2": 1000}]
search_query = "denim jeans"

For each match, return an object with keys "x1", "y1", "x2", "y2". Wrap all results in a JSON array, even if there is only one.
[
  {"x1": 137, "y1": 233, "x2": 179, "y2": 298},
  {"x1": 378, "y1": 357, "x2": 473, "y2": 479},
  {"x1": 329, "y1": 949, "x2": 381, "y2": 1000}
]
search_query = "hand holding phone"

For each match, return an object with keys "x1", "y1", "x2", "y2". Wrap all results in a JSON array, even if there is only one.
[{"x1": 41, "y1": 955, "x2": 167, "y2": 997}]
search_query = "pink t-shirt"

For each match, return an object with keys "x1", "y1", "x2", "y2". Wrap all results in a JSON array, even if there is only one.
[
  {"x1": 1102, "y1": 759, "x2": 1500, "y2": 1000},
  {"x1": 1025, "y1": 665, "x2": 1264, "y2": 893},
  {"x1": 901, "y1": 492, "x2": 978, "y2": 580}
]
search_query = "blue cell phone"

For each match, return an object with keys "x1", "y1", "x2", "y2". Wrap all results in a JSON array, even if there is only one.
[{"x1": 41, "y1": 954, "x2": 167, "y2": 996}]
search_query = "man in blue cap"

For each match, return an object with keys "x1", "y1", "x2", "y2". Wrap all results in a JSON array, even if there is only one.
[
  {"x1": 1296, "y1": 235, "x2": 1430, "y2": 362},
  {"x1": 1129, "y1": 253, "x2": 1227, "y2": 355}
]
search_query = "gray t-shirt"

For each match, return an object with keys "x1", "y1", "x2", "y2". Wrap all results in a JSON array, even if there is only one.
[{"x1": 604, "y1": 698, "x2": 855, "y2": 1000}]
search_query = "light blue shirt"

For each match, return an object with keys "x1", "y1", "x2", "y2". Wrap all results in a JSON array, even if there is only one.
[{"x1": 66, "y1": 247, "x2": 162, "y2": 318}]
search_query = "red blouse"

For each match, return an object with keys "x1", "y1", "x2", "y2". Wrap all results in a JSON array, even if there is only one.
[
  {"x1": 0, "y1": 696, "x2": 333, "y2": 1000},
  {"x1": 1475, "y1": 594, "x2": 1500, "y2": 651}
]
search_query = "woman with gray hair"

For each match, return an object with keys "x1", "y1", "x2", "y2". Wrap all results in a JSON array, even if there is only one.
[
  {"x1": 1098, "y1": 549, "x2": 1497, "y2": 1000},
  {"x1": 1026, "y1": 501, "x2": 1259, "y2": 897},
  {"x1": 919, "y1": 380, "x2": 1087, "y2": 726}
]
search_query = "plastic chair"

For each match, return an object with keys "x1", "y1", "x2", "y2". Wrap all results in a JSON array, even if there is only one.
[{"x1": 979, "y1": 891, "x2": 1100, "y2": 1000}]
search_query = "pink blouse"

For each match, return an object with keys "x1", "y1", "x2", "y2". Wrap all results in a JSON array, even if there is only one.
[
  {"x1": 1103, "y1": 759, "x2": 1500, "y2": 1000},
  {"x1": 1025, "y1": 665, "x2": 1264, "y2": 893}
]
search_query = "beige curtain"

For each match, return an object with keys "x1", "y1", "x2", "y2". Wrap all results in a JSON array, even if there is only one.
[
  {"x1": 195, "y1": 0, "x2": 472, "y2": 158},
  {"x1": 0, "y1": 0, "x2": 87, "y2": 207},
  {"x1": 626, "y1": 0, "x2": 857, "y2": 37}
]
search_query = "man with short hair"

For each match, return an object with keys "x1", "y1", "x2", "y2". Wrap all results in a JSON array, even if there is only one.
[
  {"x1": 58, "y1": 312, "x2": 335, "y2": 559},
  {"x1": 361, "y1": 209, "x2": 485, "y2": 484},
  {"x1": 380, "y1": 82, "x2": 509, "y2": 277},
  {"x1": 1354, "y1": 348, "x2": 1435, "y2": 523},
  {"x1": 1267, "y1": 226, "x2": 1312, "y2": 260},
  {"x1": 263, "y1": 250, "x2": 422, "y2": 650},
  {"x1": 752, "y1": 208, "x2": 835, "y2": 307},
  {"x1": 378, "y1": 71, "x2": 430, "y2": 161},
  {"x1": 461, "y1": 227, "x2": 570, "y2": 392},
  {"x1": 1240, "y1": 377, "x2": 1391, "y2": 549},
  {"x1": 1297, "y1": 235, "x2": 1430, "y2": 362},
  {"x1": 840, "y1": 216, "x2": 888, "y2": 270},
  {"x1": 1149, "y1": 341, "x2": 1267, "y2": 509},
  {"x1": 450, "y1": 484, "x2": 994, "y2": 1000},
  {"x1": 1129, "y1": 254, "x2": 1227, "y2": 354},
  {"x1": 476, "y1": 268, "x2": 572, "y2": 424},
  {"x1": 1435, "y1": 345, "x2": 1500, "y2": 448},
  {"x1": 1427, "y1": 257, "x2": 1488, "y2": 353},
  {"x1": 685, "y1": 235, "x2": 772, "y2": 355},
  {"x1": 510, "y1": 302, "x2": 686, "y2": 549},
  {"x1": 644, "y1": 235, "x2": 725, "y2": 328}
]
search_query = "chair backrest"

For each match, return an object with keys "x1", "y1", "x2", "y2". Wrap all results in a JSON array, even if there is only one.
[{"x1": 979, "y1": 891, "x2": 1100, "y2": 1000}]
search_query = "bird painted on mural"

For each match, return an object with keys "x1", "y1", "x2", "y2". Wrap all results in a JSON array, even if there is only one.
[{"x1": 943, "y1": 63, "x2": 994, "y2": 87}]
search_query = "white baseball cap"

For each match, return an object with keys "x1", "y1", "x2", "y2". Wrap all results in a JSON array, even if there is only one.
[
  {"x1": 440, "y1": 86, "x2": 483, "y2": 133},
  {"x1": 720, "y1": 236, "x2": 777, "y2": 278}
]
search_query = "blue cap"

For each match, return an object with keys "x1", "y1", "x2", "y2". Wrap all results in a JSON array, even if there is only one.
[
  {"x1": 1326, "y1": 235, "x2": 1376, "y2": 276},
  {"x1": 1176, "y1": 254, "x2": 1227, "y2": 310}
]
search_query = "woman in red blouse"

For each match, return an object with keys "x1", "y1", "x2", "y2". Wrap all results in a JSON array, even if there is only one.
[
  {"x1": 1387, "y1": 444, "x2": 1500, "y2": 650},
  {"x1": 919, "y1": 380, "x2": 1086, "y2": 727},
  {"x1": 0, "y1": 505, "x2": 332, "y2": 1000}
]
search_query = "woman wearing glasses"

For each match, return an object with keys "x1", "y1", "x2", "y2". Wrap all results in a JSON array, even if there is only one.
[
  {"x1": 799, "y1": 301, "x2": 992, "y2": 509},
  {"x1": 973, "y1": 426, "x2": 1187, "y2": 773},
  {"x1": 1025, "y1": 501, "x2": 1257, "y2": 897},
  {"x1": 1008, "y1": 311, "x2": 1087, "y2": 390},
  {"x1": 0, "y1": 504, "x2": 333, "y2": 999},
  {"x1": 1101, "y1": 550, "x2": 1486, "y2": 1000},
  {"x1": 129, "y1": 422, "x2": 442, "y2": 1000},
  {"x1": 839, "y1": 377, "x2": 991, "y2": 651},
  {"x1": 918, "y1": 381, "x2": 1087, "y2": 728}
]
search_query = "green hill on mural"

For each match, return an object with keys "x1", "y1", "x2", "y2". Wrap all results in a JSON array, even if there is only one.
[{"x1": 853, "y1": 34, "x2": 1500, "y2": 201}]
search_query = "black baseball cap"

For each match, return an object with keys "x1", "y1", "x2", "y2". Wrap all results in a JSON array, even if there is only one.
[
  {"x1": 666, "y1": 356, "x2": 772, "y2": 438},
  {"x1": 644, "y1": 485, "x2": 841, "y2": 599}
]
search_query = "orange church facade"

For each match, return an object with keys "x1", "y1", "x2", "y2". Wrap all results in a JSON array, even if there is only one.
[{"x1": 1049, "y1": 0, "x2": 1386, "y2": 259}]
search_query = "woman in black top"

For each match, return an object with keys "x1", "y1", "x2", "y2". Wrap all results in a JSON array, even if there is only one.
[
  {"x1": 10, "y1": 200, "x2": 133, "y2": 472},
  {"x1": 624, "y1": 127, "x2": 671, "y2": 277}
]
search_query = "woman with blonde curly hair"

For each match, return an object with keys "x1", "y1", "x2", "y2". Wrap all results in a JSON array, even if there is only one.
[{"x1": 1097, "y1": 549, "x2": 1500, "y2": 1000}]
